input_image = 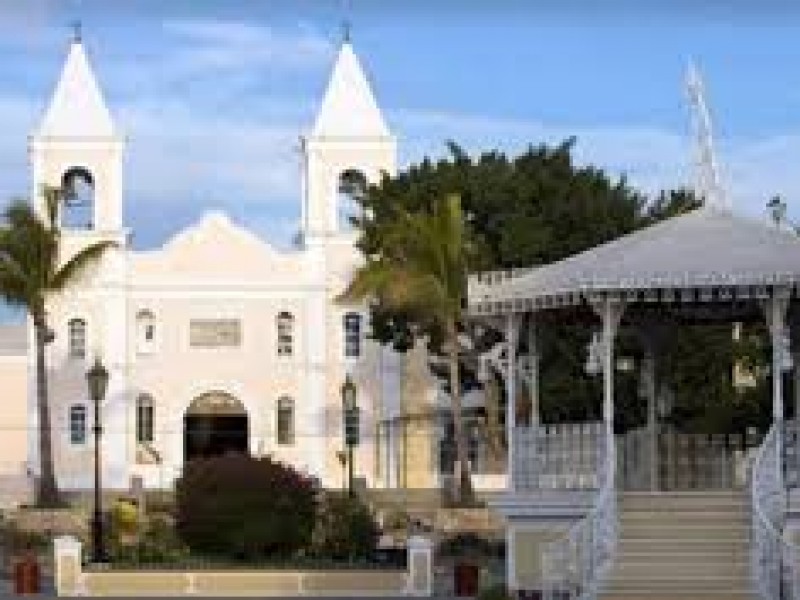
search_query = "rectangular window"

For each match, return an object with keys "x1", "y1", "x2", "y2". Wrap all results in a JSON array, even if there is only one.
[
  {"x1": 68, "y1": 319, "x2": 86, "y2": 359},
  {"x1": 277, "y1": 397, "x2": 295, "y2": 445},
  {"x1": 136, "y1": 396, "x2": 154, "y2": 443},
  {"x1": 344, "y1": 313, "x2": 362, "y2": 358},
  {"x1": 69, "y1": 405, "x2": 87, "y2": 445},
  {"x1": 277, "y1": 313, "x2": 294, "y2": 357},
  {"x1": 189, "y1": 319, "x2": 241, "y2": 348}
]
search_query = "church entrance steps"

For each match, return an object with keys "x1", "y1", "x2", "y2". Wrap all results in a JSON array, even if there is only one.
[{"x1": 598, "y1": 490, "x2": 754, "y2": 599}]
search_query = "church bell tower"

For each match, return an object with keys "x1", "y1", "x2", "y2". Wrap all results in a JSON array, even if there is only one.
[
  {"x1": 301, "y1": 37, "x2": 396, "y2": 245},
  {"x1": 29, "y1": 29, "x2": 125, "y2": 238}
]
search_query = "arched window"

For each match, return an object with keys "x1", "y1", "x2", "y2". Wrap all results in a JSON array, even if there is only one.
[
  {"x1": 136, "y1": 394, "x2": 155, "y2": 443},
  {"x1": 277, "y1": 312, "x2": 294, "y2": 357},
  {"x1": 69, "y1": 404, "x2": 87, "y2": 445},
  {"x1": 68, "y1": 318, "x2": 87, "y2": 359},
  {"x1": 136, "y1": 310, "x2": 156, "y2": 354},
  {"x1": 277, "y1": 396, "x2": 294, "y2": 445},
  {"x1": 337, "y1": 169, "x2": 367, "y2": 231},
  {"x1": 343, "y1": 312, "x2": 362, "y2": 358},
  {"x1": 61, "y1": 167, "x2": 95, "y2": 229}
]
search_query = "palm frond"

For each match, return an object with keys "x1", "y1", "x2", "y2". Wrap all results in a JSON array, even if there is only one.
[{"x1": 51, "y1": 240, "x2": 116, "y2": 291}]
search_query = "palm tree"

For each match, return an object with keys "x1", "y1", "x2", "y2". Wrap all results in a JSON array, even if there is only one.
[
  {"x1": 340, "y1": 194, "x2": 479, "y2": 503},
  {"x1": 0, "y1": 187, "x2": 114, "y2": 507}
]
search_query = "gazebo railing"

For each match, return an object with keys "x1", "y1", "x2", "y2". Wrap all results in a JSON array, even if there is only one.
[
  {"x1": 513, "y1": 422, "x2": 605, "y2": 491},
  {"x1": 540, "y1": 433, "x2": 616, "y2": 600},
  {"x1": 751, "y1": 424, "x2": 800, "y2": 599}
]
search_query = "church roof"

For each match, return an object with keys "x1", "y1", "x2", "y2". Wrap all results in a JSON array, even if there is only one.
[
  {"x1": 36, "y1": 38, "x2": 117, "y2": 139},
  {"x1": 311, "y1": 41, "x2": 390, "y2": 139},
  {"x1": 468, "y1": 206, "x2": 800, "y2": 315}
]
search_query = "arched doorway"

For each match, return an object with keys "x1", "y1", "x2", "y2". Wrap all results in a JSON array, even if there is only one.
[{"x1": 184, "y1": 392, "x2": 248, "y2": 461}]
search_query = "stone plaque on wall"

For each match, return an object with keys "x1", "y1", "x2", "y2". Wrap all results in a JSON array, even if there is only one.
[{"x1": 189, "y1": 319, "x2": 241, "y2": 348}]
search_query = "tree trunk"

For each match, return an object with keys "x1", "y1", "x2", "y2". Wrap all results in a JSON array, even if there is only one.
[
  {"x1": 447, "y1": 321, "x2": 474, "y2": 505},
  {"x1": 33, "y1": 317, "x2": 61, "y2": 507}
]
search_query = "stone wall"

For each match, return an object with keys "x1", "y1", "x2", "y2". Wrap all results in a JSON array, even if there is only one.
[{"x1": 53, "y1": 535, "x2": 434, "y2": 597}]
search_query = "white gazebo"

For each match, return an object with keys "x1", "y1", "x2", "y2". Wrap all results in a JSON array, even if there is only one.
[
  {"x1": 468, "y1": 201, "x2": 800, "y2": 598},
  {"x1": 467, "y1": 61, "x2": 800, "y2": 597}
]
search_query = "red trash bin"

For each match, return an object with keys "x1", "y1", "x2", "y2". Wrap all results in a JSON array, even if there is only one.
[
  {"x1": 454, "y1": 563, "x2": 480, "y2": 597},
  {"x1": 13, "y1": 553, "x2": 40, "y2": 595}
]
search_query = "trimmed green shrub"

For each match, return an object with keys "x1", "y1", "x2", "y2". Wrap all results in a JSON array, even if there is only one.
[
  {"x1": 175, "y1": 454, "x2": 316, "y2": 560},
  {"x1": 477, "y1": 583, "x2": 512, "y2": 600},
  {"x1": 310, "y1": 494, "x2": 379, "y2": 561}
]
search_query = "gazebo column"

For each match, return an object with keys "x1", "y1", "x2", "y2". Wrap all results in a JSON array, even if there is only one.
[
  {"x1": 525, "y1": 314, "x2": 540, "y2": 427},
  {"x1": 592, "y1": 296, "x2": 626, "y2": 463},
  {"x1": 641, "y1": 346, "x2": 658, "y2": 491},
  {"x1": 505, "y1": 313, "x2": 522, "y2": 490},
  {"x1": 764, "y1": 287, "x2": 791, "y2": 484},
  {"x1": 792, "y1": 324, "x2": 800, "y2": 423},
  {"x1": 638, "y1": 324, "x2": 668, "y2": 492}
]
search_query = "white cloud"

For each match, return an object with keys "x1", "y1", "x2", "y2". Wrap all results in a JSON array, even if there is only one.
[{"x1": 160, "y1": 19, "x2": 333, "y2": 71}]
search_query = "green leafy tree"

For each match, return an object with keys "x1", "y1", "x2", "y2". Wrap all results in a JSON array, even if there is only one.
[
  {"x1": 340, "y1": 194, "x2": 482, "y2": 503},
  {"x1": 0, "y1": 188, "x2": 113, "y2": 507},
  {"x1": 351, "y1": 140, "x2": 754, "y2": 436}
]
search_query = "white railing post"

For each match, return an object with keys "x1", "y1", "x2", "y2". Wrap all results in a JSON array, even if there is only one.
[
  {"x1": 54, "y1": 535, "x2": 83, "y2": 597},
  {"x1": 406, "y1": 535, "x2": 434, "y2": 597}
]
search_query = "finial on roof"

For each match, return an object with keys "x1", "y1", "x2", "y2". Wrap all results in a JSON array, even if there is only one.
[
  {"x1": 340, "y1": 0, "x2": 352, "y2": 44},
  {"x1": 71, "y1": 20, "x2": 82, "y2": 43},
  {"x1": 685, "y1": 59, "x2": 728, "y2": 210},
  {"x1": 342, "y1": 19, "x2": 352, "y2": 44}
]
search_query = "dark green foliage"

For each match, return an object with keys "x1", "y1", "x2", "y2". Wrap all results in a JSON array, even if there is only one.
[
  {"x1": 353, "y1": 139, "x2": 772, "y2": 433},
  {"x1": 310, "y1": 494, "x2": 379, "y2": 561},
  {"x1": 175, "y1": 454, "x2": 316, "y2": 560}
]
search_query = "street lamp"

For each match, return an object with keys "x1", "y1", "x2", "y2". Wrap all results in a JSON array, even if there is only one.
[
  {"x1": 86, "y1": 358, "x2": 109, "y2": 563},
  {"x1": 341, "y1": 375, "x2": 360, "y2": 498}
]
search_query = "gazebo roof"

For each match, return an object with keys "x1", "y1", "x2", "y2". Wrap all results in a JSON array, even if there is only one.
[{"x1": 468, "y1": 206, "x2": 800, "y2": 316}]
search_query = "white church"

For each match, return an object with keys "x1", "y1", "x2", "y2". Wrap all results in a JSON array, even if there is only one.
[{"x1": 0, "y1": 32, "x2": 499, "y2": 500}]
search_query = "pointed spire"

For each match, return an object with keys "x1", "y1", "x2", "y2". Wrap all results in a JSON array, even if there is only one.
[
  {"x1": 311, "y1": 40, "x2": 390, "y2": 139},
  {"x1": 686, "y1": 60, "x2": 727, "y2": 209},
  {"x1": 36, "y1": 33, "x2": 117, "y2": 139}
]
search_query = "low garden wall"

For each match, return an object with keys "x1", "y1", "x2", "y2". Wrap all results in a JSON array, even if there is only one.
[{"x1": 53, "y1": 535, "x2": 434, "y2": 597}]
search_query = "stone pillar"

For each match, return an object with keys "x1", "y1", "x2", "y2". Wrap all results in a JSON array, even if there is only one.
[
  {"x1": 54, "y1": 535, "x2": 83, "y2": 597},
  {"x1": 406, "y1": 535, "x2": 434, "y2": 596}
]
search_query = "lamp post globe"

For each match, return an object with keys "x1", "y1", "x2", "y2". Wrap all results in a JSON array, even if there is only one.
[{"x1": 86, "y1": 358, "x2": 109, "y2": 563}]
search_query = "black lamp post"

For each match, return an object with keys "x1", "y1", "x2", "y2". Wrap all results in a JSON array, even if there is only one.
[
  {"x1": 341, "y1": 375, "x2": 359, "y2": 497},
  {"x1": 86, "y1": 358, "x2": 109, "y2": 563}
]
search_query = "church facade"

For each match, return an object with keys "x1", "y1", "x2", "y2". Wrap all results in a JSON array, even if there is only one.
[{"x1": 0, "y1": 34, "x2": 485, "y2": 496}]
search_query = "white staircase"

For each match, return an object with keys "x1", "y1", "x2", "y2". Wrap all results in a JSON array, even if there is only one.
[{"x1": 599, "y1": 491, "x2": 754, "y2": 600}]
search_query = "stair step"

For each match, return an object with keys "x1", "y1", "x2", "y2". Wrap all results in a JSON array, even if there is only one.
[
  {"x1": 614, "y1": 549, "x2": 749, "y2": 561},
  {"x1": 603, "y1": 490, "x2": 753, "y2": 597},
  {"x1": 598, "y1": 590, "x2": 756, "y2": 600}
]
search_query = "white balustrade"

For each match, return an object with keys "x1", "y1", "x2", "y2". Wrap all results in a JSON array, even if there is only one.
[
  {"x1": 539, "y1": 428, "x2": 616, "y2": 600},
  {"x1": 751, "y1": 424, "x2": 800, "y2": 599}
]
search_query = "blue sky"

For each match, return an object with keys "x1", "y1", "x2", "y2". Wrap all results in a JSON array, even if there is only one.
[{"x1": 1, "y1": 1, "x2": 800, "y2": 251}]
